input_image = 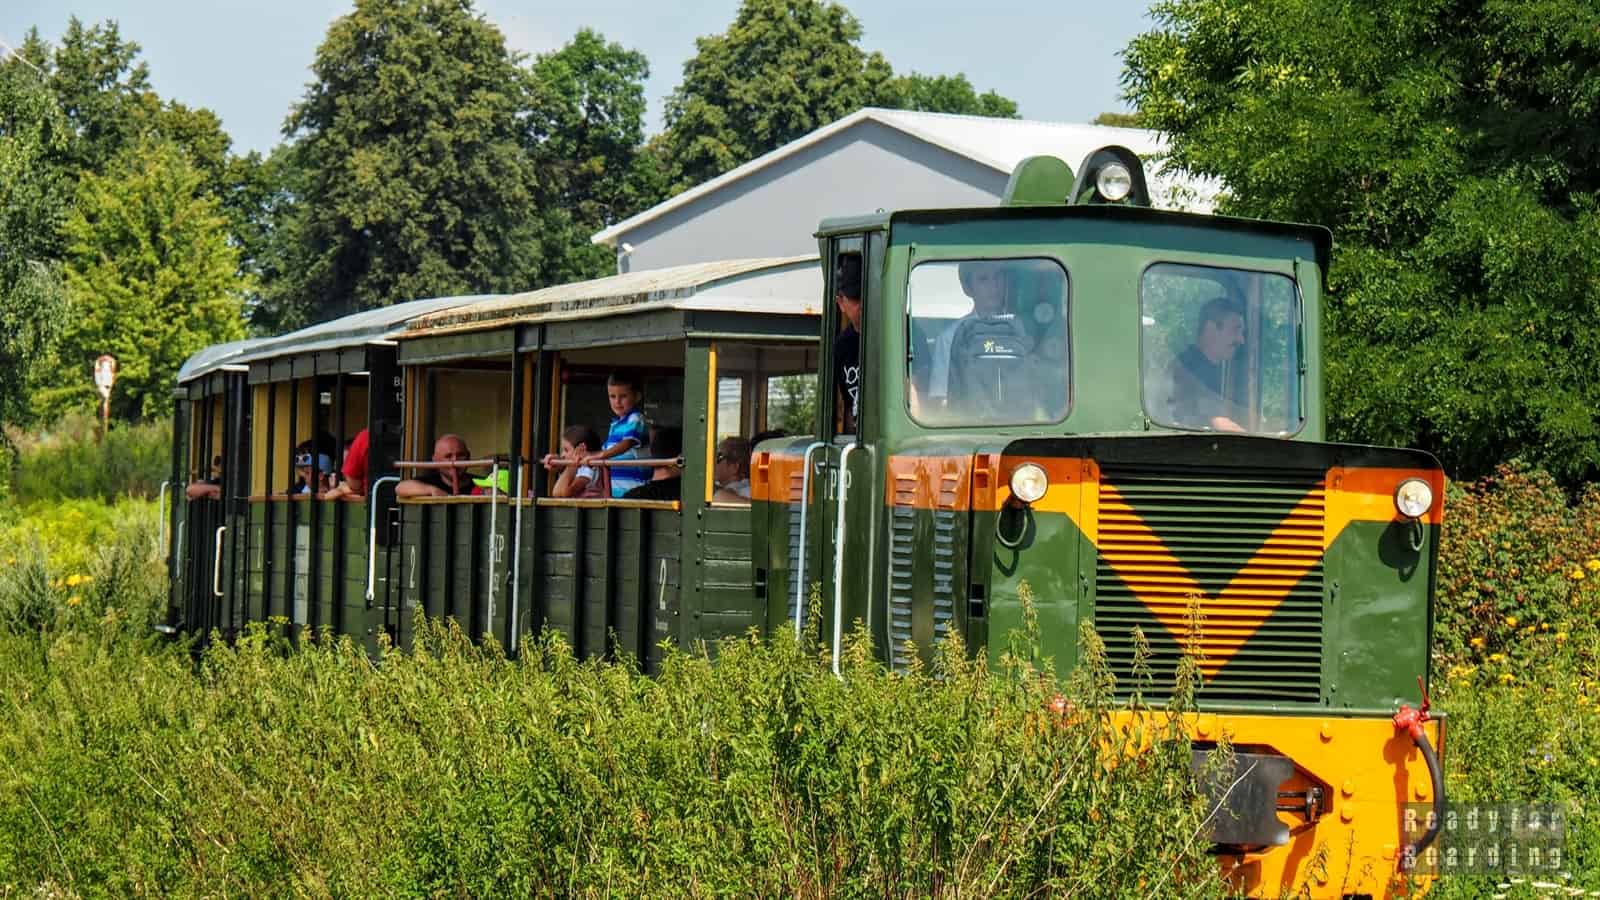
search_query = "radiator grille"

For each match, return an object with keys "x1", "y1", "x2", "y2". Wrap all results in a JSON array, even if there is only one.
[{"x1": 1094, "y1": 464, "x2": 1325, "y2": 703}]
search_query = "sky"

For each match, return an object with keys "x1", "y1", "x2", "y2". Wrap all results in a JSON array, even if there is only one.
[{"x1": 0, "y1": 0, "x2": 1154, "y2": 157}]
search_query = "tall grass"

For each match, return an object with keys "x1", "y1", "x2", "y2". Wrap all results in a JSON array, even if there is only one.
[
  {"x1": 0, "y1": 607, "x2": 1228, "y2": 898},
  {"x1": 5, "y1": 412, "x2": 170, "y2": 503}
]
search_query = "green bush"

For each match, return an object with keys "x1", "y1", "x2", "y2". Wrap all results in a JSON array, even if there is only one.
[
  {"x1": 0, "y1": 499, "x2": 165, "y2": 638},
  {"x1": 1434, "y1": 461, "x2": 1600, "y2": 665},
  {"x1": 7, "y1": 412, "x2": 170, "y2": 503}
]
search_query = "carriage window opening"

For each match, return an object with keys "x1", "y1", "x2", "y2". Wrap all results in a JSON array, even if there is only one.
[
  {"x1": 549, "y1": 346, "x2": 686, "y2": 501},
  {"x1": 398, "y1": 363, "x2": 514, "y2": 498},
  {"x1": 710, "y1": 343, "x2": 820, "y2": 505},
  {"x1": 1140, "y1": 263, "x2": 1302, "y2": 436},
  {"x1": 906, "y1": 258, "x2": 1070, "y2": 427}
]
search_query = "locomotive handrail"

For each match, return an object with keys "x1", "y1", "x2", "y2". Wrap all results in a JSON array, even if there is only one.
[
  {"x1": 509, "y1": 462, "x2": 524, "y2": 654},
  {"x1": 792, "y1": 442, "x2": 825, "y2": 640},
  {"x1": 486, "y1": 461, "x2": 500, "y2": 634},
  {"x1": 831, "y1": 443, "x2": 859, "y2": 675},
  {"x1": 365, "y1": 475, "x2": 402, "y2": 605},
  {"x1": 211, "y1": 525, "x2": 227, "y2": 599}
]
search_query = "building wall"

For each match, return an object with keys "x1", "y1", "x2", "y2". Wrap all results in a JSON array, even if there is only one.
[{"x1": 614, "y1": 120, "x2": 1008, "y2": 273}]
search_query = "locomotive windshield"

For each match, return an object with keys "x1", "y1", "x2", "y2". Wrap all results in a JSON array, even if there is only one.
[
  {"x1": 906, "y1": 258, "x2": 1070, "y2": 426},
  {"x1": 1140, "y1": 262, "x2": 1302, "y2": 436}
]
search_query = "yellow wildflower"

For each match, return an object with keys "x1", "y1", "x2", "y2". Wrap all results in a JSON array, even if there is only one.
[
  {"x1": 1505, "y1": 615, "x2": 1519, "y2": 628},
  {"x1": 64, "y1": 573, "x2": 83, "y2": 588},
  {"x1": 1489, "y1": 653, "x2": 1506, "y2": 663},
  {"x1": 1571, "y1": 568, "x2": 1586, "y2": 581},
  {"x1": 1470, "y1": 636, "x2": 1486, "y2": 649},
  {"x1": 1587, "y1": 558, "x2": 1600, "y2": 572},
  {"x1": 1556, "y1": 632, "x2": 1569, "y2": 643},
  {"x1": 1499, "y1": 672, "x2": 1515, "y2": 684},
  {"x1": 1540, "y1": 622, "x2": 1549, "y2": 631},
  {"x1": 66, "y1": 595, "x2": 81, "y2": 607}
]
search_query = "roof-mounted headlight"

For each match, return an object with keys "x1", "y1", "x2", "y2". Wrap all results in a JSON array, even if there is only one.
[
  {"x1": 1096, "y1": 163, "x2": 1133, "y2": 202},
  {"x1": 1394, "y1": 478, "x2": 1435, "y2": 520},
  {"x1": 1009, "y1": 462, "x2": 1049, "y2": 505}
]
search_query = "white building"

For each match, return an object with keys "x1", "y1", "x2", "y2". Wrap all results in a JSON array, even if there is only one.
[{"x1": 592, "y1": 107, "x2": 1213, "y2": 273}]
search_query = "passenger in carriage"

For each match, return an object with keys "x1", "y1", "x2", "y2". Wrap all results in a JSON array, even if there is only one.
[
  {"x1": 395, "y1": 434, "x2": 477, "y2": 498},
  {"x1": 585, "y1": 372, "x2": 649, "y2": 498},
  {"x1": 712, "y1": 436, "x2": 752, "y2": 502},
  {"x1": 621, "y1": 425, "x2": 682, "y2": 501},
  {"x1": 544, "y1": 424, "x2": 607, "y2": 498},
  {"x1": 289, "y1": 440, "x2": 336, "y2": 495},
  {"x1": 323, "y1": 427, "x2": 369, "y2": 500},
  {"x1": 185, "y1": 455, "x2": 224, "y2": 500}
]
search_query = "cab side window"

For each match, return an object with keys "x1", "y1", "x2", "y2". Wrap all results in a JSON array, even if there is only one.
[{"x1": 828, "y1": 239, "x2": 865, "y2": 437}]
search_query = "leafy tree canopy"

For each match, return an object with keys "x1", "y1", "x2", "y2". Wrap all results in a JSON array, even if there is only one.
[
  {"x1": 0, "y1": 61, "x2": 70, "y2": 432},
  {"x1": 527, "y1": 29, "x2": 655, "y2": 283},
  {"x1": 39, "y1": 139, "x2": 247, "y2": 420},
  {"x1": 1123, "y1": 0, "x2": 1600, "y2": 483},
  {"x1": 1091, "y1": 110, "x2": 1143, "y2": 128},
  {"x1": 660, "y1": 0, "x2": 1019, "y2": 193},
  {"x1": 883, "y1": 72, "x2": 1018, "y2": 118},
  {"x1": 264, "y1": 0, "x2": 544, "y2": 330}
]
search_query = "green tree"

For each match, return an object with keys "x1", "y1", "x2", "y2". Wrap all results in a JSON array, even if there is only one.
[
  {"x1": 883, "y1": 72, "x2": 1018, "y2": 118},
  {"x1": 659, "y1": 0, "x2": 1020, "y2": 194},
  {"x1": 40, "y1": 139, "x2": 247, "y2": 420},
  {"x1": 527, "y1": 29, "x2": 654, "y2": 283},
  {"x1": 660, "y1": 0, "x2": 895, "y2": 192},
  {"x1": 267, "y1": 0, "x2": 543, "y2": 328},
  {"x1": 1123, "y1": 0, "x2": 1600, "y2": 482},
  {"x1": 0, "y1": 59, "x2": 70, "y2": 431},
  {"x1": 1091, "y1": 110, "x2": 1143, "y2": 128}
]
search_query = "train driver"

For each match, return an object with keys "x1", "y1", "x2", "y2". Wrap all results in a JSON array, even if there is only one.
[{"x1": 1168, "y1": 294, "x2": 1247, "y2": 432}]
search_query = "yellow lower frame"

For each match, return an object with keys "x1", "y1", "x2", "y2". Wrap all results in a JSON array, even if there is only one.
[{"x1": 1110, "y1": 711, "x2": 1443, "y2": 898}]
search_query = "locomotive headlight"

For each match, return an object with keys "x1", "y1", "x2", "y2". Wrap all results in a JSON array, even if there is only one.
[
  {"x1": 1394, "y1": 478, "x2": 1435, "y2": 520},
  {"x1": 1009, "y1": 462, "x2": 1049, "y2": 505},
  {"x1": 1096, "y1": 162, "x2": 1134, "y2": 202}
]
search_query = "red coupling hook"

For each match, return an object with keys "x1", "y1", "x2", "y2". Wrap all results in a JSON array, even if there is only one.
[{"x1": 1392, "y1": 675, "x2": 1431, "y2": 741}]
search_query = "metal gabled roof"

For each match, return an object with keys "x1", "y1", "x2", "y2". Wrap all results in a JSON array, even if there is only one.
[
  {"x1": 591, "y1": 109, "x2": 1220, "y2": 248},
  {"x1": 175, "y1": 337, "x2": 274, "y2": 384},
  {"x1": 402, "y1": 256, "x2": 821, "y2": 338},
  {"x1": 233, "y1": 293, "x2": 502, "y2": 364}
]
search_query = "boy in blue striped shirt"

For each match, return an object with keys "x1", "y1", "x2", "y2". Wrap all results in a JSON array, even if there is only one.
[{"x1": 586, "y1": 372, "x2": 650, "y2": 497}]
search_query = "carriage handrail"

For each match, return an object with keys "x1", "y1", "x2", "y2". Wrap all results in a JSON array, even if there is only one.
[
  {"x1": 792, "y1": 442, "x2": 826, "y2": 640},
  {"x1": 211, "y1": 526, "x2": 227, "y2": 599},
  {"x1": 539, "y1": 457, "x2": 684, "y2": 469},
  {"x1": 157, "y1": 480, "x2": 172, "y2": 558},
  {"x1": 365, "y1": 475, "x2": 402, "y2": 605}
]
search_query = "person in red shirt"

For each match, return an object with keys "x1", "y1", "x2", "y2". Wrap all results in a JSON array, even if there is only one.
[{"x1": 324, "y1": 428, "x2": 370, "y2": 500}]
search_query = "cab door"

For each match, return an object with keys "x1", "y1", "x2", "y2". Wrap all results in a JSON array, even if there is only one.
[{"x1": 808, "y1": 232, "x2": 882, "y2": 670}]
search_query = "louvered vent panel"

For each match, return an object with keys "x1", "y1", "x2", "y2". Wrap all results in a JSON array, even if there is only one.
[
  {"x1": 1094, "y1": 464, "x2": 1325, "y2": 703},
  {"x1": 888, "y1": 473, "x2": 917, "y2": 670},
  {"x1": 786, "y1": 469, "x2": 806, "y2": 624},
  {"x1": 931, "y1": 472, "x2": 961, "y2": 647}
]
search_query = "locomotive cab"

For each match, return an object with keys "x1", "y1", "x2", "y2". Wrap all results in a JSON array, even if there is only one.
[{"x1": 750, "y1": 148, "x2": 1446, "y2": 898}]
